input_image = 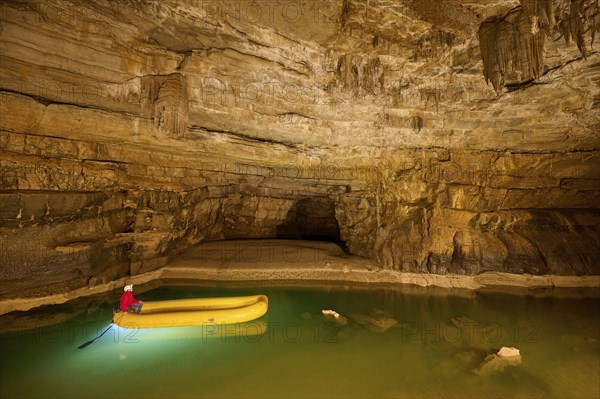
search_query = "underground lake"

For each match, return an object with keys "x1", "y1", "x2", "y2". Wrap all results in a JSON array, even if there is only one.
[{"x1": 0, "y1": 282, "x2": 598, "y2": 399}]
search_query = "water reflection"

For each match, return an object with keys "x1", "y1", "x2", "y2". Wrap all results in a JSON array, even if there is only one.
[{"x1": 0, "y1": 281, "x2": 598, "y2": 399}]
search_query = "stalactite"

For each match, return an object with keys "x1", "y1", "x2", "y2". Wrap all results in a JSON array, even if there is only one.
[
  {"x1": 520, "y1": 0, "x2": 555, "y2": 28},
  {"x1": 140, "y1": 75, "x2": 164, "y2": 114},
  {"x1": 555, "y1": 0, "x2": 600, "y2": 59},
  {"x1": 376, "y1": 181, "x2": 381, "y2": 230},
  {"x1": 336, "y1": 53, "x2": 384, "y2": 94},
  {"x1": 339, "y1": 0, "x2": 350, "y2": 28},
  {"x1": 479, "y1": 8, "x2": 546, "y2": 93},
  {"x1": 419, "y1": 87, "x2": 441, "y2": 111},
  {"x1": 410, "y1": 115, "x2": 424, "y2": 133},
  {"x1": 154, "y1": 73, "x2": 189, "y2": 139},
  {"x1": 480, "y1": 0, "x2": 599, "y2": 92},
  {"x1": 412, "y1": 30, "x2": 455, "y2": 61}
]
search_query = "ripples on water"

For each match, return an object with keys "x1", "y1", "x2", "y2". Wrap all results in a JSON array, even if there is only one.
[{"x1": 1, "y1": 281, "x2": 598, "y2": 398}]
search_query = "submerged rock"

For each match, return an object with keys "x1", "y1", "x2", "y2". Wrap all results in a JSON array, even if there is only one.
[
  {"x1": 473, "y1": 347, "x2": 522, "y2": 376},
  {"x1": 349, "y1": 309, "x2": 398, "y2": 332},
  {"x1": 498, "y1": 347, "x2": 520, "y2": 357},
  {"x1": 449, "y1": 316, "x2": 510, "y2": 351},
  {"x1": 322, "y1": 309, "x2": 348, "y2": 326},
  {"x1": 454, "y1": 350, "x2": 486, "y2": 369}
]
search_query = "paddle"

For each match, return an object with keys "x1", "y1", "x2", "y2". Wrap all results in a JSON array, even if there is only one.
[{"x1": 77, "y1": 313, "x2": 124, "y2": 349}]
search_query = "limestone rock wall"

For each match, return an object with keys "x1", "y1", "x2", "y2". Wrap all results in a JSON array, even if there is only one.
[
  {"x1": 0, "y1": 0, "x2": 599, "y2": 296},
  {"x1": 479, "y1": 0, "x2": 599, "y2": 92}
]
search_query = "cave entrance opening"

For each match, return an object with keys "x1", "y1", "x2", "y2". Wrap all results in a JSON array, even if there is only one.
[{"x1": 276, "y1": 197, "x2": 348, "y2": 252}]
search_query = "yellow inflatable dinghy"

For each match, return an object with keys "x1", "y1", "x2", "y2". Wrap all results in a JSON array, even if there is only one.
[{"x1": 113, "y1": 295, "x2": 268, "y2": 329}]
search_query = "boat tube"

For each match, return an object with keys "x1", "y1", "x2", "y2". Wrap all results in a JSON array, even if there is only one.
[{"x1": 113, "y1": 295, "x2": 268, "y2": 329}]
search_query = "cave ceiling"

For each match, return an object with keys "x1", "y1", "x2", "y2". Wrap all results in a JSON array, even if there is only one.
[{"x1": 0, "y1": 0, "x2": 599, "y2": 294}]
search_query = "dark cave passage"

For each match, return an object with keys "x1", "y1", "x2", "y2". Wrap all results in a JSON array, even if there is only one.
[{"x1": 276, "y1": 197, "x2": 347, "y2": 251}]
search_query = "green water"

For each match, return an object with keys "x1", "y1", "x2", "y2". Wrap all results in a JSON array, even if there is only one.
[{"x1": 1, "y1": 282, "x2": 598, "y2": 399}]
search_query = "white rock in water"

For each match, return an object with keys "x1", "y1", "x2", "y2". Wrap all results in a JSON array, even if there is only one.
[
  {"x1": 473, "y1": 347, "x2": 522, "y2": 376},
  {"x1": 322, "y1": 309, "x2": 348, "y2": 325},
  {"x1": 498, "y1": 347, "x2": 520, "y2": 357}
]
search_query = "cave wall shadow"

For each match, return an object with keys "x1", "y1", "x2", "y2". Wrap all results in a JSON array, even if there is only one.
[{"x1": 276, "y1": 197, "x2": 348, "y2": 252}]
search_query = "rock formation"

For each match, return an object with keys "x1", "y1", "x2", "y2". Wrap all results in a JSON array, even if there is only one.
[
  {"x1": 349, "y1": 309, "x2": 398, "y2": 333},
  {"x1": 322, "y1": 309, "x2": 349, "y2": 326},
  {"x1": 479, "y1": 0, "x2": 599, "y2": 92},
  {"x1": 472, "y1": 346, "x2": 522, "y2": 376},
  {"x1": 153, "y1": 73, "x2": 189, "y2": 139},
  {"x1": 0, "y1": 0, "x2": 599, "y2": 297}
]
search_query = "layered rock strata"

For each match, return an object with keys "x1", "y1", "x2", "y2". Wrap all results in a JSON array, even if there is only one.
[{"x1": 0, "y1": 0, "x2": 598, "y2": 298}]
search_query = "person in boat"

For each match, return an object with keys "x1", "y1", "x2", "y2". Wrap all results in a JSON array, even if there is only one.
[{"x1": 120, "y1": 284, "x2": 143, "y2": 314}]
